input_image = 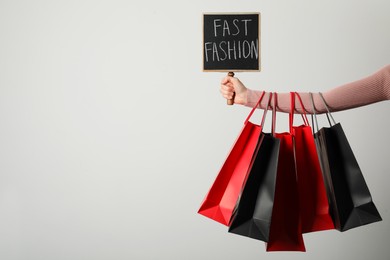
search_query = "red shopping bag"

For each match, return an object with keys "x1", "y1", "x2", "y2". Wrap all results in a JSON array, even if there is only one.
[
  {"x1": 198, "y1": 91, "x2": 266, "y2": 226},
  {"x1": 266, "y1": 93, "x2": 306, "y2": 252},
  {"x1": 291, "y1": 92, "x2": 334, "y2": 233}
]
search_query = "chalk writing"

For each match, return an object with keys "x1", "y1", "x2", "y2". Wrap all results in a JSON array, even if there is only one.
[{"x1": 203, "y1": 13, "x2": 260, "y2": 71}]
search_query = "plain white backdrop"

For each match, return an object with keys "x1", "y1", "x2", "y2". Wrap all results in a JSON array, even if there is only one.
[{"x1": 0, "y1": 0, "x2": 389, "y2": 259}]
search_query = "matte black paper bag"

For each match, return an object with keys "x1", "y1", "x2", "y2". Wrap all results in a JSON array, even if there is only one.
[
  {"x1": 228, "y1": 93, "x2": 280, "y2": 241},
  {"x1": 310, "y1": 93, "x2": 382, "y2": 232},
  {"x1": 228, "y1": 132, "x2": 280, "y2": 241}
]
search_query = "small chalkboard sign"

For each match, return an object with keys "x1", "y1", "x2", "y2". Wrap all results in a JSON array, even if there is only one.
[{"x1": 203, "y1": 13, "x2": 260, "y2": 72}]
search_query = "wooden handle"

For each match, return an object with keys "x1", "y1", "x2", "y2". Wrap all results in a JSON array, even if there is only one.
[{"x1": 227, "y1": 72, "x2": 235, "y2": 105}]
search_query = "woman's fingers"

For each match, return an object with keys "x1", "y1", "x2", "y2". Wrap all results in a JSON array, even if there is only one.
[{"x1": 220, "y1": 84, "x2": 235, "y2": 99}]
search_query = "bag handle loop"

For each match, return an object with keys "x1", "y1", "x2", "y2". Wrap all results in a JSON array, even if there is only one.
[
  {"x1": 295, "y1": 92, "x2": 310, "y2": 126},
  {"x1": 318, "y1": 92, "x2": 337, "y2": 126},
  {"x1": 272, "y1": 92, "x2": 277, "y2": 136},
  {"x1": 310, "y1": 92, "x2": 337, "y2": 134},
  {"x1": 310, "y1": 92, "x2": 319, "y2": 134},
  {"x1": 244, "y1": 91, "x2": 266, "y2": 125},
  {"x1": 289, "y1": 92, "x2": 310, "y2": 132},
  {"x1": 244, "y1": 91, "x2": 273, "y2": 132},
  {"x1": 289, "y1": 92, "x2": 295, "y2": 133},
  {"x1": 262, "y1": 92, "x2": 273, "y2": 129}
]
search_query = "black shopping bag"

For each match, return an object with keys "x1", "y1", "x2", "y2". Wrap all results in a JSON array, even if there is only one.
[
  {"x1": 310, "y1": 93, "x2": 382, "y2": 232},
  {"x1": 228, "y1": 133, "x2": 280, "y2": 241},
  {"x1": 228, "y1": 93, "x2": 280, "y2": 241}
]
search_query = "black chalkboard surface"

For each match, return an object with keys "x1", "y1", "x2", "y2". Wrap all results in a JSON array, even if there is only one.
[{"x1": 203, "y1": 13, "x2": 260, "y2": 72}]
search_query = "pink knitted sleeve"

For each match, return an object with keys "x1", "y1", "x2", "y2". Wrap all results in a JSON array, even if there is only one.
[{"x1": 245, "y1": 64, "x2": 390, "y2": 114}]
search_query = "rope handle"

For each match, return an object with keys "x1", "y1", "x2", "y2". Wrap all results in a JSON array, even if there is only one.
[
  {"x1": 261, "y1": 92, "x2": 273, "y2": 129},
  {"x1": 294, "y1": 92, "x2": 310, "y2": 125},
  {"x1": 310, "y1": 92, "x2": 337, "y2": 135},
  {"x1": 289, "y1": 92, "x2": 310, "y2": 132},
  {"x1": 309, "y1": 92, "x2": 319, "y2": 134},
  {"x1": 244, "y1": 91, "x2": 266, "y2": 124},
  {"x1": 272, "y1": 92, "x2": 277, "y2": 136},
  {"x1": 318, "y1": 92, "x2": 336, "y2": 126}
]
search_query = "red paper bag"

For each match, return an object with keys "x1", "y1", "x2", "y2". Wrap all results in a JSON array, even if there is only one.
[
  {"x1": 266, "y1": 93, "x2": 306, "y2": 252},
  {"x1": 198, "y1": 91, "x2": 266, "y2": 226},
  {"x1": 266, "y1": 133, "x2": 306, "y2": 251},
  {"x1": 291, "y1": 92, "x2": 334, "y2": 233}
]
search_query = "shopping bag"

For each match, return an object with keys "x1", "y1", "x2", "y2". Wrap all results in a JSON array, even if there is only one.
[
  {"x1": 228, "y1": 132, "x2": 280, "y2": 241},
  {"x1": 310, "y1": 93, "x2": 382, "y2": 232},
  {"x1": 229, "y1": 93, "x2": 305, "y2": 251},
  {"x1": 290, "y1": 92, "x2": 334, "y2": 233},
  {"x1": 198, "y1": 91, "x2": 266, "y2": 226},
  {"x1": 266, "y1": 93, "x2": 305, "y2": 252},
  {"x1": 228, "y1": 92, "x2": 279, "y2": 241}
]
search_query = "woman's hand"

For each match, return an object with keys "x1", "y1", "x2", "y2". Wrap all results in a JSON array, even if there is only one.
[{"x1": 220, "y1": 76, "x2": 248, "y2": 105}]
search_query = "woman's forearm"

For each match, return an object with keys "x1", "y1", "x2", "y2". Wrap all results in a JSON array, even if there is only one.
[{"x1": 245, "y1": 64, "x2": 390, "y2": 114}]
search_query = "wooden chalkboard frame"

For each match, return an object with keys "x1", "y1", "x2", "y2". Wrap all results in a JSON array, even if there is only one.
[{"x1": 202, "y1": 12, "x2": 261, "y2": 72}]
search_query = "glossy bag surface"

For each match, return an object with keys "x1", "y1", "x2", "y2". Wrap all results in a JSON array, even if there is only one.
[
  {"x1": 229, "y1": 93, "x2": 306, "y2": 252},
  {"x1": 311, "y1": 93, "x2": 382, "y2": 232},
  {"x1": 291, "y1": 93, "x2": 334, "y2": 233},
  {"x1": 266, "y1": 131, "x2": 306, "y2": 252},
  {"x1": 228, "y1": 132, "x2": 280, "y2": 241},
  {"x1": 198, "y1": 92, "x2": 266, "y2": 226}
]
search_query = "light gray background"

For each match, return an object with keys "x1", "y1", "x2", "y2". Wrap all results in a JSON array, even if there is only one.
[{"x1": 0, "y1": 0, "x2": 389, "y2": 259}]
